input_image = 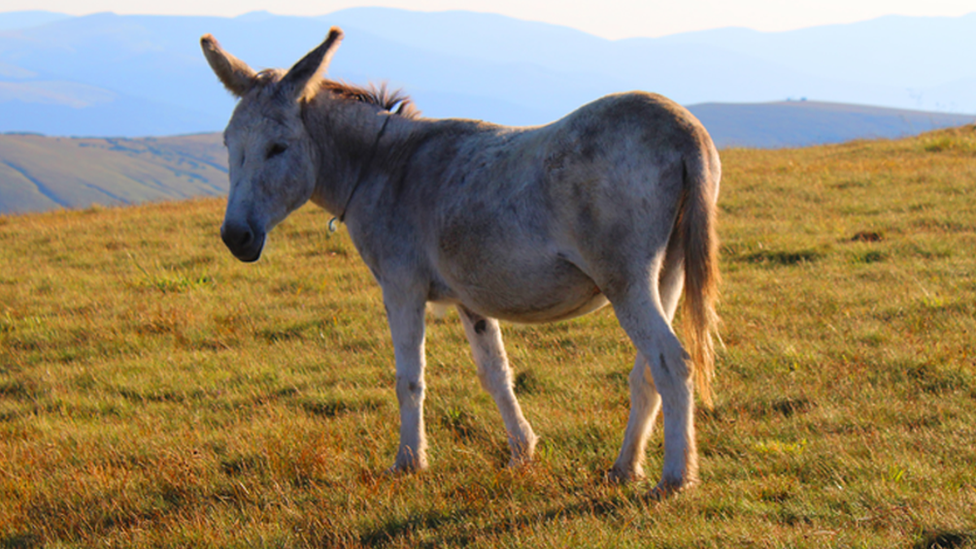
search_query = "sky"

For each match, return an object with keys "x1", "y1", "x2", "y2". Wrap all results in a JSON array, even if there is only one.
[{"x1": 2, "y1": 0, "x2": 974, "y2": 39}]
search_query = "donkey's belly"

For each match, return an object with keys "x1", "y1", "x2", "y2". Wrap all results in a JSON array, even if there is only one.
[
  {"x1": 444, "y1": 256, "x2": 609, "y2": 323},
  {"x1": 498, "y1": 290, "x2": 610, "y2": 324}
]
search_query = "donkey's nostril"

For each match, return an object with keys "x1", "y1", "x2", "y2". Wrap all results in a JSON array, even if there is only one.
[
  {"x1": 238, "y1": 229, "x2": 253, "y2": 247},
  {"x1": 221, "y1": 222, "x2": 253, "y2": 250}
]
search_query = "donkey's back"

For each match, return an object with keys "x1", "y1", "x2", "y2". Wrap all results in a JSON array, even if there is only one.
[{"x1": 391, "y1": 92, "x2": 719, "y2": 326}]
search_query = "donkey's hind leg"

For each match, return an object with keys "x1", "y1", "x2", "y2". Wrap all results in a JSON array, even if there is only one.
[
  {"x1": 608, "y1": 352, "x2": 662, "y2": 483},
  {"x1": 610, "y1": 288, "x2": 698, "y2": 494},
  {"x1": 458, "y1": 305, "x2": 538, "y2": 465},
  {"x1": 608, "y1": 236, "x2": 687, "y2": 483},
  {"x1": 658, "y1": 231, "x2": 686, "y2": 323}
]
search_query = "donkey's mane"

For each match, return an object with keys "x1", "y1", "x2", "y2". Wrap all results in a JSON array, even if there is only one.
[
  {"x1": 252, "y1": 67, "x2": 418, "y2": 118},
  {"x1": 318, "y1": 80, "x2": 420, "y2": 119}
]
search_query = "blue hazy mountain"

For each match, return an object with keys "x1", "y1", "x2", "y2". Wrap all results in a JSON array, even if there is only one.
[
  {"x1": 0, "y1": 8, "x2": 974, "y2": 138},
  {"x1": 0, "y1": 10, "x2": 70, "y2": 30}
]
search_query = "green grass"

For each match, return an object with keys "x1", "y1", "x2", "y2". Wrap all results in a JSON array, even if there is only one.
[{"x1": 1, "y1": 126, "x2": 976, "y2": 547}]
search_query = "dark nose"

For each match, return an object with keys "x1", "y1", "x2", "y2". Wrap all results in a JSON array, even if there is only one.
[
  {"x1": 220, "y1": 219, "x2": 265, "y2": 262},
  {"x1": 221, "y1": 221, "x2": 253, "y2": 249}
]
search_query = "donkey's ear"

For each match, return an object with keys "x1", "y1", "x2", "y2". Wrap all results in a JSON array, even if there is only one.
[
  {"x1": 201, "y1": 34, "x2": 258, "y2": 97},
  {"x1": 279, "y1": 27, "x2": 344, "y2": 101}
]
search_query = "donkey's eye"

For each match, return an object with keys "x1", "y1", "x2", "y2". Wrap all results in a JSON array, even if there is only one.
[{"x1": 267, "y1": 143, "x2": 288, "y2": 159}]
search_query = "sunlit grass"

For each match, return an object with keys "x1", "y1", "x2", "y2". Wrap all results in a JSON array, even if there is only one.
[{"x1": 1, "y1": 126, "x2": 975, "y2": 547}]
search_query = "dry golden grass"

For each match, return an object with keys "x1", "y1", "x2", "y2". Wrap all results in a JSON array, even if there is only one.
[{"x1": 1, "y1": 126, "x2": 975, "y2": 548}]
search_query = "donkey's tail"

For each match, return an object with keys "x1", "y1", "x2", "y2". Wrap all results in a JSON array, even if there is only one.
[{"x1": 679, "y1": 141, "x2": 721, "y2": 409}]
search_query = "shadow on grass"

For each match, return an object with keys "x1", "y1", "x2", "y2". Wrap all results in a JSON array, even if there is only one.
[
  {"x1": 0, "y1": 533, "x2": 40, "y2": 549},
  {"x1": 357, "y1": 492, "x2": 631, "y2": 548},
  {"x1": 298, "y1": 395, "x2": 385, "y2": 418},
  {"x1": 914, "y1": 530, "x2": 976, "y2": 549},
  {"x1": 701, "y1": 396, "x2": 814, "y2": 421}
]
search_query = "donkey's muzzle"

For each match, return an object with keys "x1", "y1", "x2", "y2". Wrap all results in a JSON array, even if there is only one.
[{"x1": 221, "y1": 220, "x2": 265, "y2": 263}]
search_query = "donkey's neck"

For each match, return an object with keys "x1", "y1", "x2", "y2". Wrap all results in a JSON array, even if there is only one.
[{"x1": 304, "y1": 97, "x2": 416, "y2": 217}]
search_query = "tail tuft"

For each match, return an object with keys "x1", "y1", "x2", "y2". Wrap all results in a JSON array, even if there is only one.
[{"x1": 679, "y1": 145, "x2": 721, "y2": 409}]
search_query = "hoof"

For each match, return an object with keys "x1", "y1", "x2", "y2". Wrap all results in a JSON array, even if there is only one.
[
  {"x1": 606, "y1": 464, "x2": 646, "y2": 484},
  {"x1": 391, "y1": 449, "x2": 428, "y2": 473},
  {"x1": 647, "y1": 478, "x2": 698, "y2": 499},
  {"x1": 507, "y1": 433, "x2": 538, "y2": 467},
  {"x1": 387, "y1": 462, "x2": 427, "y2": 475}
]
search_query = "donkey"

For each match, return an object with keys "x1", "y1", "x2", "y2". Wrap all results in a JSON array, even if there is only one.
[{"x1": 201, "y1": 28, "x2": 721, "y2": 495}]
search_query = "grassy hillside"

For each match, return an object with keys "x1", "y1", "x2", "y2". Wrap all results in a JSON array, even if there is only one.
[
  {"x1": 1, "y1": 126, "x2": 975, "y2": 547},
  {"x1": 0, "y1": 133, "x2": 227, "y2": 214}
]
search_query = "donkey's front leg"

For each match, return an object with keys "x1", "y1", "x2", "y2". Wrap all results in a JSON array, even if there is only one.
[{"x1": 383, "y1": 290, "x2": 429, "y2": 472}]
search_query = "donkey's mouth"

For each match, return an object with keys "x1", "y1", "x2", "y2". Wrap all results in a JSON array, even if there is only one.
[
  {"x1": 231, "y1": 241, "x2": 264, "y2": 263},
  {"x1": 221, "y1": 221, "x2": 266, "y2": 263}
]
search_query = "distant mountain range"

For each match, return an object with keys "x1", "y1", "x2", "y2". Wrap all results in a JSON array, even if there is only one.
[
  {"x1": 2, "y1": 8, "x2": 976, "y2": 215},
  {"x1": 0, "y1": 8, "x2": 974, "y2": 138},
  {"x1": 688, "y1": 101, "x2": 975, "y2": 148},
  {"x1": 3, "y1": 101, "x2": 974, "y2": 215}
]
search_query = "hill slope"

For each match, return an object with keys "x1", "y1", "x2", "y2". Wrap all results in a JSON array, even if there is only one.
[{"x1": 0, "y1": 133, "x2": 227, "y2": 214}]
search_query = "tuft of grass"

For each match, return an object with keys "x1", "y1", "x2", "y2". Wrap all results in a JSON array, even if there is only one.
[
  {"x1": 513, "y1": 369, "x2": 545, "y2": 395},
  {"x1": 857, "y1": 249, "x2": 888, "y2": 263},
  {"x1": 743, "y1": 248, "x2": 823, "y2": 266}
]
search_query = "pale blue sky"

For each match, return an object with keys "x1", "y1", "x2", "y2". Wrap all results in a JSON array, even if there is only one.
[{"x1": 2, "y1": 0, "x2": 974, "y2": 39}]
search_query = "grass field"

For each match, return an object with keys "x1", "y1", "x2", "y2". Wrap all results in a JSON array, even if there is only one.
[{"x1": 1, "y1": 126, "x2": 975, "y2": 548}]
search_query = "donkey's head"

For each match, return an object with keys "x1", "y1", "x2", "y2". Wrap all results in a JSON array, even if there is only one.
[{"x1": 201, "y1": 29, "x2": 343, "y2": 262}]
